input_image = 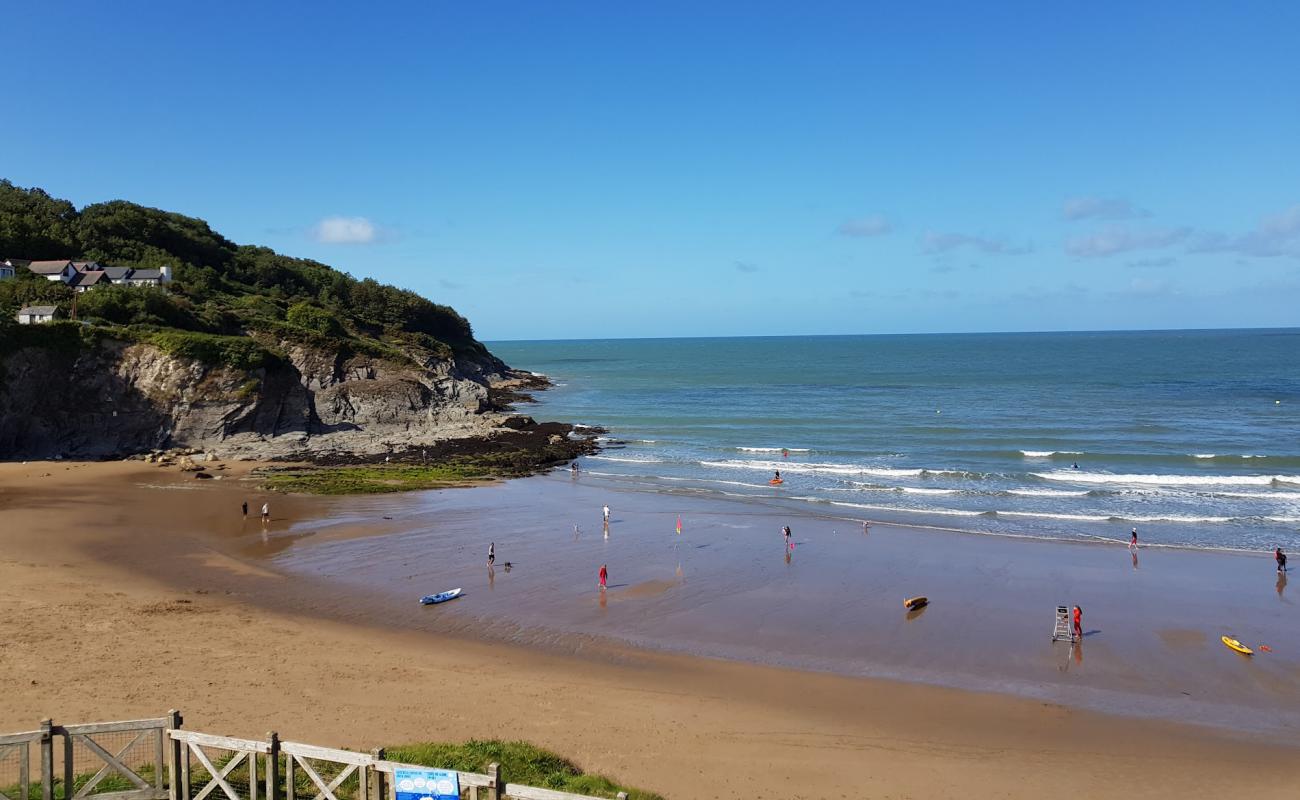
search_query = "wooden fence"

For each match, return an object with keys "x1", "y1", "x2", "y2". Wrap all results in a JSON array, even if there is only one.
[{"x1": 0, "y1": 714, "x2": 626, "y2": 800}]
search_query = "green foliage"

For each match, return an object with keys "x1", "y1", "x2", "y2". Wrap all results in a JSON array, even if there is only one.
[
  {"x1": 0, "y1": 179, "x2": 79, "y2": 257},
  {"x1": 144, "y1": 330, "x2": 278, "y2": 370},
  {"x1": 77, "y1": 284, "x2": 200, "y2": 329},
  {"x1": 385, "y1": 740, "x2": 662, "y2": 800},
  {"x1": 0, "y1": 268, "x2": 73, "y2": 322},
  {"x1": 286, "y1": 300, "x2": 344, "y2": 336},
  {"x1": 0, "y1": 181, "x2": 484, "y2": 360}
]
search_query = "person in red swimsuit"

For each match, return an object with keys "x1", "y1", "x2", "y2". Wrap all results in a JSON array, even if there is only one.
[
  {"x1": 599, "y1": 564, "x2": 608, "y2": 590},
  {"x1": 1072, "y1": 606, "x2": 1083, "y2": 641}
]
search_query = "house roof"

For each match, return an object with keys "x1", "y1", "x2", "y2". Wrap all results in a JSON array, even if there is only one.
[
  {"x1": 129, "y1": 268, "x2": 163, "y2": 280},
  {"x1": 103, "y1": 266, "x2": 133, "y2": 280},
  {"x1": 71, "y1": 270, "x2": 110, "y2": 287},
  {"x1": 72, "y1": 261, "x2": 101, "y2": 272},
  {"x1": 27, "y1": 260, "x2": 74, "y2": 274},
  {"x1": 3, "y1": 258, "x2": 32, "y2": 268},
  {"x1": 18, "y1": 305, "x2": 57, "y2": 316}
]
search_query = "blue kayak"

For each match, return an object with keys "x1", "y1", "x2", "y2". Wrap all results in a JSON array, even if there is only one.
[{"x1": 419, "y1": 587, "x2": 463, "y2": 605}]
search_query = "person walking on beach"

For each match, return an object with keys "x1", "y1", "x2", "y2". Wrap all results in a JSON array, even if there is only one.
[
  {"x1": 603, "y1": 504, "x2": 610, "y2": 523},
  {"x1": 598, "y1": 563, "x2": 608, "y2": 591},
  {"x1": 260, "y1": 502, "x2": 269, "y2": 523},
  {"x1": 1129, "y1": 528, "x2": 1138, "y2": 549},
  {"x1": 241, "y1": 500, "x2": 248, "y2": 517},
  {"x1": 782, "y1": 525, "x2": 792, "y2": 548},
  {"x1": 1277, "y1": 547, "x2": 1288, "y2": 573},
  {"x1": 487, "y1": 542, "x2": 496, "y2": 567},
  {"x1": 1072, "y1": 605, "x2": 1083, "y2": 642}
]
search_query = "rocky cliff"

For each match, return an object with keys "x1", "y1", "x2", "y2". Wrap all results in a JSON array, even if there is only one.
[{"x1": 0, "y1": 332, "x2": 563, "y2": 462}]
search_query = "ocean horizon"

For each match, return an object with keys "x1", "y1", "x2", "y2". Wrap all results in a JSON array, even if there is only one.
[{"x1": 492, "y1": 328, "x2": 1300, "y2": 553}]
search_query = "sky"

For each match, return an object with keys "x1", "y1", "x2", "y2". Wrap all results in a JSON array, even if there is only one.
[{"x1": 3, "y1": 1, "x2": 1299, "y2": 340}]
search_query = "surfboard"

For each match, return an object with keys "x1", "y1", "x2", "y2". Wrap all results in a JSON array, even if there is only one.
[
  {"x1": 1221, "y1": 635, "x2": 1252, "y2": 655},
  {"x1": 904, "y1": 596, "x2": 928, "y2": 610},
  {"x1": 769, "y1": 479, "x2": 784, "y2": 486},
  {"x1": 419, "y1": 588, "x2": 463, "y2": 605}
]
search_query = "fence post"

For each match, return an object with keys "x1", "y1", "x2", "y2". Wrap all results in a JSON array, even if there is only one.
[
  {"x1": 61, "y1": 724, "x2": 73, "y2": 800},
  {"x1": 485, "y1": 763, "x2": 499, "y2": 800},
  {"x1": 166, "y1": 711, "x2": 183, "y2": 800},
  {"x1": 616, "y1": 794, "x2": 627, "y2": 800},
  {"x1": 284, "y1": 748, "x2": 295, "y2": 800},
  {"x1": 266, "y1": 732, "x2": 281, "y2": 800},
  {"x1": 39, "y1": 719, "x2": 53, "y2": 800},
  {"x1": 366, "y1": 749, "x2": 385, "y2": 800}
]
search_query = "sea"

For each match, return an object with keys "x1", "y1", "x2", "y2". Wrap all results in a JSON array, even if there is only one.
[{"x1": 490, "y1": 329, "x2": 1300, "y2": 553}]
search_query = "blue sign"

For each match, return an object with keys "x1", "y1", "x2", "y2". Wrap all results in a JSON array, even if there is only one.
[{"x1": 394, "y1": 768, "x2": 459, "y2": 800}]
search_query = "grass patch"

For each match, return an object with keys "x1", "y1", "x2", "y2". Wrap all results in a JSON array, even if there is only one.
[
  {"x1": 260, "y1": 463, "x2": 498, "y2": 494},
  {"x1": 385, "y1": 740, "x2": 663, "y2": 800}
]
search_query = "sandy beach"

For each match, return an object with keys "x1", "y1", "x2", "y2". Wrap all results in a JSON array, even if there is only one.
[{"x1": 2, "y1": 460, "x2": 1299, "y2": 799}]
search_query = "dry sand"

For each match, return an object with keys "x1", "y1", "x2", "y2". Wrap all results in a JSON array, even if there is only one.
[{"x1": 1, "y1": 461, "x2": 1298, "y2": 799}]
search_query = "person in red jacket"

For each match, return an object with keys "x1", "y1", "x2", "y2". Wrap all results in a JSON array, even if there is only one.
[
  {"x1": 599, "y1": 564, "x2": 608, "y2": 590},
  {"x1": 1072, "y1": 606, "x2": 1083, "y2": 642}
]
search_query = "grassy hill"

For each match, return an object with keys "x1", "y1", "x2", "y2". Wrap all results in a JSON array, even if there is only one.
[{"x1": 0, "y1": 179, "x2": 488, "y2": 368}]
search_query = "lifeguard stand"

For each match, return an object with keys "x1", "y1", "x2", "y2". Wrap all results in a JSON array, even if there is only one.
[{"x1": 1051, "y1": 605, "x2": 1076, "y2": 643}]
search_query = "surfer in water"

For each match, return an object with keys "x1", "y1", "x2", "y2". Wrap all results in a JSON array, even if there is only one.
[
  {"x1": 782, "y1": 448, "x2": 789, "y2": 458},
  {"x1": 1277, "y1": 547, "x2": 1288, "y2": 573},
  {"x1": 773, "y1": 470, "x2": 782, "y2": 482},
  {"x1": 487, "y1": 542, "x2": 495, "y2": 567}
]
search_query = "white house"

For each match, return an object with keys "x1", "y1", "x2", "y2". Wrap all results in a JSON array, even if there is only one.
[
  {"x1": 27, "y1": 260, "x2": 76, "y2": 282},
  {"x1": 16, "y1": 305, "x2": 57, "y2": 324},
  {"x1": 126, "y1": 267, "x2": 172, "y2": 287},
  {"x1": 0, "y1": 263, "x2": 14, "y2": 280}
]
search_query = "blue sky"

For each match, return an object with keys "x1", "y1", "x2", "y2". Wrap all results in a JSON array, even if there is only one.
[{"x1": 3, "y1": 2, "x2": 1298, "y2": 340}]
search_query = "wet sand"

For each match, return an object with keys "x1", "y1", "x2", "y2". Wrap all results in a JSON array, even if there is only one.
[
  {"x1": 270, "y1": 471, "x2": 1300, "y2": 734},
  {"x1": 2, "y1": 461, "x2": 1299, "y2": 799}
]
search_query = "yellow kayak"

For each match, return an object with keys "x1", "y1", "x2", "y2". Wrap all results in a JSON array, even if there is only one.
[{"x1": 1222, "y1": 636, "x2": 1253, "y2": 655}]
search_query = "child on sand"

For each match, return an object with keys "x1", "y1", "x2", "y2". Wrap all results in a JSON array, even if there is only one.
[
  {"x1": 1072, "y1": 605, "x2": 1083, "y2": 642},
  {"x1": 599, "y1": 564, "x2": 608, "y2": 590},
  {"x1": 603, "y1": 504, "x2": 610, "y2": 522},
  {"x1": 1277, "y1": 547, "x2": 1288, "y2": 573},
  {"x1": 261, "y1": 503, "x2": 269, "y2": 523},
  {"x1": 782, "y1": 525, "x2": 792, "y2": 547},
  {"x1": 487, "y1": 542, "x2": 495, "y2": 567},
  {"x1": 1129, "y1": 528, "x2": 1138, "y2": 549}
]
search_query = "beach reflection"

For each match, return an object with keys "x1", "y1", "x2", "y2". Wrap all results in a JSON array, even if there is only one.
[
  {"x1": 1132, "y1": 550, "x2": 1139, "y2": 570},
  {"x1": 1277, "y1": 572, "x2": 1287, "y2": 599},
  {"x1": 487, "y1": 565, "x2": 495, "y2": 591}
]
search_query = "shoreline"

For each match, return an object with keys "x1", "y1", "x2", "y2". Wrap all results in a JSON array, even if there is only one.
[{"x1": 3, "y1": 460, "x2": 1299, "y2": 798}]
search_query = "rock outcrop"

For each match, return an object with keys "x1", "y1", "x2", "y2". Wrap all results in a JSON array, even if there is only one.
[{"x1": 0, "y1": 334, "x2": 556, "y2": 461}]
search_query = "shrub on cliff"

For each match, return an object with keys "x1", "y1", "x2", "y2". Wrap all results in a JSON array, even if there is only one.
[
  {"x1": 286, "y1": 300, "x2": 344, "y2": 337},
  {"x1": 145, "y1": 330, "x2": 279, "y2": 370}
]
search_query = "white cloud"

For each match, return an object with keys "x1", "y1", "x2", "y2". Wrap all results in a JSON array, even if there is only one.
[
  {"x1": 1190, "y1": 204, "x2": 1300, "y2": 258},
  {"x1": 1065, "y1": 226, "x2": 1188, "y2": 258},
  {"x1": 837, "y1": 215, "x2": 892, "y2": 237},
  {"x1": 311, "y1": 216, "x2": 379, "y2": 244},
  {"x1": 1062, "y1": 196, "x2": 1149, "y2": 222},
  {"x1": 921, "y1": 231, "x2": 1031, "y2": 255}
]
